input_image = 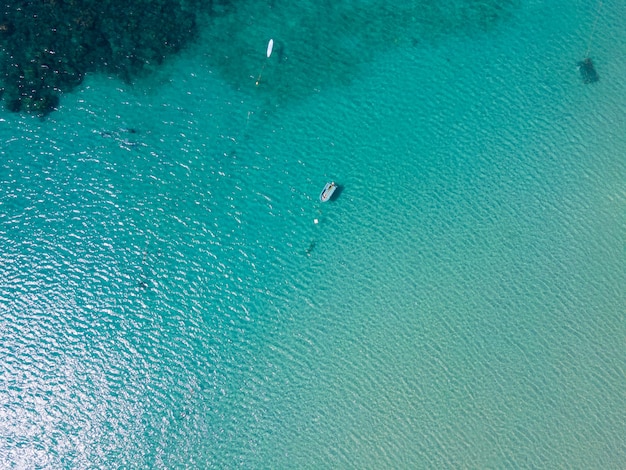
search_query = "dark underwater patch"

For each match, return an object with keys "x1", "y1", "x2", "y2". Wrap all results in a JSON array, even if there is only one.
[
  {"x1": 0, "y1": 0, "x2": 520, "y2": 116},
  {"x1": 578, "y1": 57, "x2": 599, "y2": 84},
  {"x1": 203, "y1": 0, "x2": 520, "y2": 105},
  {"x1": 0, "y1": 0, "x2": 216, "y2": 116}
]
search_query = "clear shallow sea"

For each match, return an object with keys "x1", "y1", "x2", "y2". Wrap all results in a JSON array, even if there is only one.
[{"x1": 1, "y1": 0, "x2": 625, "y2": 468}]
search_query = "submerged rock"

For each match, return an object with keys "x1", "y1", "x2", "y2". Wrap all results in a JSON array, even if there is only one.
[{"x1": 578, "y1": 57, "x2": 599, "y2": 84}]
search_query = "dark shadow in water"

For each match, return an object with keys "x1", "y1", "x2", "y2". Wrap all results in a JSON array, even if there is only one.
[
  {"x1": 202, "y1": 0, "x2": 520, "y2": 107},
  {"x1": 0, "y1": 0, "x2": 519, "y2": 116},
  {"x1": 0, "y1": 0, "x2": 211, "y2": 115},
  {"x1": 327, "y1": 184, "x2": 343, "y2": 202},
  {"x1": 578, "y1": 57, "x2": 599, "y2": 84}
]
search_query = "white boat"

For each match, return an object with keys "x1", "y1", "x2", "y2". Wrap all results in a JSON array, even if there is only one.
[{"x1": 319, "y1": 181, "x2": 337, "y2": 202}]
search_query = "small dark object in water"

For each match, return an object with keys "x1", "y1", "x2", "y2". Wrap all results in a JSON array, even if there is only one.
[
  {"x1": 305, "y1": 240, "x2": 316, "y2": 255},
  {"x1": 578, "y1": 58, "x2": 599, "y2": 84}
]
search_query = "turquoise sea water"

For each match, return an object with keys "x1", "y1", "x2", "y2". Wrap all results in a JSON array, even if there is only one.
[{"x1": 1, "y1": 0, "x2": 625, "y2": 467}]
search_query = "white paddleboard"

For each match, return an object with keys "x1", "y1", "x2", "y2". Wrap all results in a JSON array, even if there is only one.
[{"x1": 266, "y1": 39, "x2": 274, "y2": 58}]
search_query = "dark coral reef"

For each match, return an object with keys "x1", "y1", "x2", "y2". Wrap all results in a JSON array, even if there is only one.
[{"x1": 0, "y1": 0, "x2": 210, "y2": 115}]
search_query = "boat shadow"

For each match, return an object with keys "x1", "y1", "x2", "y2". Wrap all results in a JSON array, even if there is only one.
[{"x1": 328, "y1": 184, "x2": 343, "y2": 201}]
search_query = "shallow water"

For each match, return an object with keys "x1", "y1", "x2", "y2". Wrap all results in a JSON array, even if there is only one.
[{"x1": 1, "y1": 0, "x2": 625, "y2": 467}]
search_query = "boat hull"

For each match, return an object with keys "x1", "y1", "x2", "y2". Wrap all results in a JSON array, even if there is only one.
[{"x1": 319, "y1": 182, "x2": 337, "y2": 202}]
